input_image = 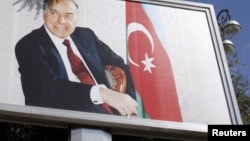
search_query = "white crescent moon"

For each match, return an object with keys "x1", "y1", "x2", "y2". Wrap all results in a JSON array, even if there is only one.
[{"x1": 127, "y1": 22, "x2": 154, "y2": 67}]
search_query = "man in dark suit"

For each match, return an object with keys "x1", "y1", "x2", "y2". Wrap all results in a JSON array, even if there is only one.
[{"x1": 15, "y1": 0, "x2": 138, "y2": 116}]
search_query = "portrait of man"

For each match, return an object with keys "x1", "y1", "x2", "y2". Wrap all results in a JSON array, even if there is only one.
[
  {"x1": 15, "y1": 0, "x2": 138, "y2": 116},
  {"x1": 7, "y1": 0, "x2": 234, "y2": 124}
]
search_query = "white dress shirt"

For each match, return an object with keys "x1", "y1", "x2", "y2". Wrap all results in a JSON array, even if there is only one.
[{"x1": 44, "y1": 25, "x2": 105, "y2": 104}]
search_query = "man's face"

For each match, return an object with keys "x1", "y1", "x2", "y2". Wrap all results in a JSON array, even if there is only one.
[{"x1": 43, "y1": 0, "x2": 78, "y2": 38}]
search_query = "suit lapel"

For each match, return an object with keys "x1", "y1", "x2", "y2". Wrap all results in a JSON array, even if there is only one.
[
  {"x1": 70, "y1": 29, "x2": 109, "y2": 85},
  {"x1": 39, "y1": 26, "x2": 68, "y2": 79}
]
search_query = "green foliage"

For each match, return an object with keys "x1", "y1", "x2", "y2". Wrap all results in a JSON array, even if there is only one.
[
  {"x1": 227, "y1": 52, "x2": 250, "y2": 124},
  {"x1": 7, "y1": 123, "x2": 36, "y2": 141}
]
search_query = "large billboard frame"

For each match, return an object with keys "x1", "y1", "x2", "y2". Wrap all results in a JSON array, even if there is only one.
[{"x1": 0, "y1": 0, "x2": 242, "y2": 140}]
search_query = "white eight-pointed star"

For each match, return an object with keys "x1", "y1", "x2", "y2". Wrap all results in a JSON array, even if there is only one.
[{"x1": 141, "y1": 53, "x2": 156, "y2": 73}]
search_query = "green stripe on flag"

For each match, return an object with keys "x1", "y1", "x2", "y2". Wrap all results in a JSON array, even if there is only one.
[{"x1": 136, "y1": 92, "x2": 150, "y2": 119}]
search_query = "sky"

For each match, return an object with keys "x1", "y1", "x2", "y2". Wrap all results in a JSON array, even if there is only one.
[{"x1": 185, "y1": 0, "x2": 250, "y2": 90}]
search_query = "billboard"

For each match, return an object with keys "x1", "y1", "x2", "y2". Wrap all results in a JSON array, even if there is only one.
[{"x1": 0, "y1": 0, "x2": 242, "y2": 139}]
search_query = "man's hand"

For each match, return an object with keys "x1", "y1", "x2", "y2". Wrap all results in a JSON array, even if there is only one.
[{"x1": 99, "y1": 87, "x2": 138, "y2": 116}]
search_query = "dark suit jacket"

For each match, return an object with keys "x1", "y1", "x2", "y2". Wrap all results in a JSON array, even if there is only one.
[{"x1": 15, "y1": 26, "x2": 136, "y2": 115}]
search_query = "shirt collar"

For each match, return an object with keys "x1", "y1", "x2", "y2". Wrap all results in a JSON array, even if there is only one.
[{"x1": 44, "y1": 24, "x2": 70, "y2": 44}]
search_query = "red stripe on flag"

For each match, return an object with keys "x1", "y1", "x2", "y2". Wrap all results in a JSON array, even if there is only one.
[{"x1": 126, "y1": 2, "x2": 182, "y2": 122}]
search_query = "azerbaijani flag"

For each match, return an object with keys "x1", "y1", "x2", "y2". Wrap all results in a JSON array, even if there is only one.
[{"x1": 126, "y1": 1, "x2": 182, "y2": 122}]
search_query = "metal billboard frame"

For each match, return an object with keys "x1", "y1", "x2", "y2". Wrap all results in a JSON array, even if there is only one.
[{"x1": 0, "y1": 0, "x2": 242, "y2": 140}]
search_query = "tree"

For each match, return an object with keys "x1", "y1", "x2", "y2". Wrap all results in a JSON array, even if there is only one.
[
  {"x1": 227, "y1": 51, "x2": 250, "y2": 124},
  {"x1": 13, "y1": 0, "x2": 43, "y2": 19}
]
